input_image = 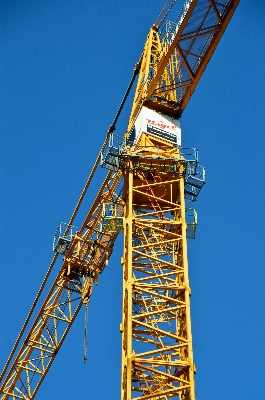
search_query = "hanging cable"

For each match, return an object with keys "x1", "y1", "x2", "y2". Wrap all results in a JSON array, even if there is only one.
[
  {"x1": 155, "y1": 0, "x2": 171, "y2": 26},
  {"x1": 64, "y1": 66, "x2": 140, "y2": 239},
  {"x1": 1, "y1": 57, "x2": 140, "y2": 385},
  {"x1": 158, "y1": 0, "x2": 178, "y2": 29},
  {"x1": 84, "y1": 301, "x2": 89, "y2": 364},
  {"x1": 109, "y1": 66, "x2": 140, "y2": 132}
]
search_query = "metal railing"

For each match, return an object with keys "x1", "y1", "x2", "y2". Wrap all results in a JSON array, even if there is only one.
[{"x1": 53, "y1": 222, "x2": 77, "y2": 254}]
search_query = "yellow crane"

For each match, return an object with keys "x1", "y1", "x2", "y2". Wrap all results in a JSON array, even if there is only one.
[{"x1": 0, "y1": 1, "x2": 240, "y2": 399}]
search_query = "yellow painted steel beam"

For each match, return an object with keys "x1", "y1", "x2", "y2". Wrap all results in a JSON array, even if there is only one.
[
  {"x1": 1, "y1": 1, "x2": 240, "y2": 398},
  {"x1": 127, "y1": 0, "x2": 240, "y2": 130},
  {"x1": 177, "y1": 0, "x2": 241, "y2": 114},
  {"x1": 128, "y1": 26, "x2": 162, "y2": 135},
  {"x1": 0, "y1": 170, "x2": 123, "y2": 399},
  {"x1": 121, "y1": 143, "x2": 195, "y2": 399}
]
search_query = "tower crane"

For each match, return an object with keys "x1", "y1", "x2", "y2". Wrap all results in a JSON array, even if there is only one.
[{"x1": 0, "y1": 1, "x2": 240, "y2": 399}]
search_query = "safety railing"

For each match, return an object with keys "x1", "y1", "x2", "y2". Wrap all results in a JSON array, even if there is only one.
[
  {"x1": 185, "y1": 164, "x2": 206, "y2": 202},
  {"x1": 99, "y1": 202, "x2": 124, "y2": 234},
  {"x1": 53, "y1": 222, "x2": 77, "y2": 254},
  {"x1": 101, "y1": 137, "x2": 205, "y2": 200},
  {"x1": 100, "y1": 132, "x2": 123, "y2": 170},
  {"x1": 186, "y1": 208, "x2": 197, "y2": 239}
]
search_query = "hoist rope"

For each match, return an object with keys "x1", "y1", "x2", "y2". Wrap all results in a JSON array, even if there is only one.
[
  {"x1": 110, "y1": 66, "x2": 139, "y2": 132},
  {"x1": 65, "y1": 135, "x2": 111, "y2": 235},
  {"x1": 64, "y1": 66, "x2": 139, "y2": 237},
  {"x1": 0, "y1": 66, "x2": 139, "y2": 383},
  {"x1": 84, "y1": 301, "x2": 89, "y2": 364},
  {"x1": 155, "y1": 0, "x2": 171, "y2": 26},
  {"x1": 157, "y1": 0, "x2": 178, "y2": 28},
  {"x1": 0, "y1": 117, "x2": 111, "y2": 386}
]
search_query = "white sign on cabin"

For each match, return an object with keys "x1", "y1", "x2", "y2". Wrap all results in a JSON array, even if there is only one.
[{"x1": 131, "y1": 106, "x2": 181, "y2": 148}]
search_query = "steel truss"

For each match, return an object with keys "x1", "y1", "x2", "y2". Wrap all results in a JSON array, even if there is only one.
[
  {"x1": 1, "y1": 1, "x2": 240, "y2": 398},
  {"x1": 128, "y1": 0, "x2": 240, "y2": 132},
  {"x1": 121, "y1": 160, "x2": 195, "y2": 399},
  {"x1": 0, "y1": 169, "x2": 123, "y2": 399}
]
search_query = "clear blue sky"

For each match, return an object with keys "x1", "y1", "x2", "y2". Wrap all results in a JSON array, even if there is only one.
[{"x1": 1, "y1": 1, "x2": 265, "y2": 399}]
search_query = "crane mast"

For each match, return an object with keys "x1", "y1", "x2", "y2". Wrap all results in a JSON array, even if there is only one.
[
  {"x1": 0, "y1": 1, "x2": 240, "y2": 399},
  {"x1": 121, "y1": 151, "x2": 197, "y2": 399}
]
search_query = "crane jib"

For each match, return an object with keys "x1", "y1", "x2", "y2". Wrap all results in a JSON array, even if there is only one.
[{"x1": 0, "y1": 1, "x2": 240, "y2": 399}]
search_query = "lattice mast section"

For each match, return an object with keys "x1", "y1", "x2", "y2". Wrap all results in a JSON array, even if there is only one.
[
  {"x1": 0, "y1": 1, "x2": 240, "y2": 398},
  {"x1": 121, "y1": 155, "x2": 196, "y2": 399},
  {"x1": 0, "y1": 169, "x2": 123, "y2": 400}
]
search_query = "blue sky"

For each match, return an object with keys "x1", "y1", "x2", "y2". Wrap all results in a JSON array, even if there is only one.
[{"x1": 1, "y1": 1, "x2": 265, "y2": 399}]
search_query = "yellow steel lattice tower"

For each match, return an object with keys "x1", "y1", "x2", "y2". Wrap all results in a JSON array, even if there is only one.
[
  {"x1": 120, "y1": 137, "x2": 196, "y2": 399},
  {"x1": 0, "y1": 1, "x2": 240, "y2": 398}
]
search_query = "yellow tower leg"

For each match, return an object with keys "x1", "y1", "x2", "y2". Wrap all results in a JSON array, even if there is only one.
[{"x1": 121, "y1": 158, "x2": 195, "y2": 399}]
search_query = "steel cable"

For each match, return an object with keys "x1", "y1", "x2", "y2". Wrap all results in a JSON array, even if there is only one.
[
  {"x1": 84, "y1": 301, "x2": 89, "y2": 364},
  {"x1": 64, "y1": 67, "x2": 139, "y2": 237},
  {"x1": 0, "y1": 66, "x2": 138, "y2": 387},
  {"x1": 155, "y1": 0, "x2": 171, "y2": 26},
  {"x1": 158, "y1": 0, "x2": 178, "y2": 29}
]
